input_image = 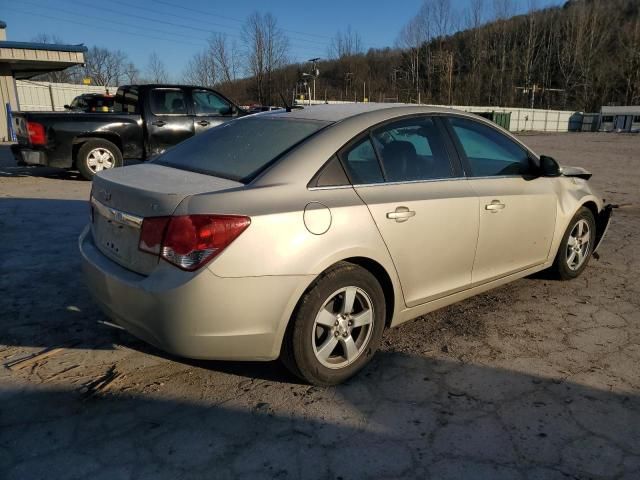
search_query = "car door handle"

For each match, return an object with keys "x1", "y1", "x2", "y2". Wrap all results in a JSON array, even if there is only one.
[
  {"x1": 152, "y1": 120, "x2": 166, "y2": 127},
  {"x1": 197, "y1": 120, "x2": 210, "y2": 126},
  {"x1": 485, "y1": 200, "x2": 506, "y2": 212},
  {"x1": 386, "y1": 206, "x2": 416, "y2": 222}
]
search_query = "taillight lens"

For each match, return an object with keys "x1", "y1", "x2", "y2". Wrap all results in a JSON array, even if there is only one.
[
  {"x1": 139, "y1": 215, "x2": 250, "y2": 271},
  {"x1": 139, "y1": 217, "x2": 170, "y2": 255},
  {"x1": 27, "y1": 121, "x2": 46, "y2": 145}
]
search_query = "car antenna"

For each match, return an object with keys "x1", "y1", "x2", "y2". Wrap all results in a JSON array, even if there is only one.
[{"x1": 280, "y1": 92, "x2": 292, "y2": 113}]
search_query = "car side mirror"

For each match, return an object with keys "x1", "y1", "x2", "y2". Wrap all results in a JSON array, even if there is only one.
[
  {"x1": 539, "y1": 155, "x2": 561, "y2": 177},
  {"x1": 63, "y1": 104, "x2": 71, "y2": 110}
]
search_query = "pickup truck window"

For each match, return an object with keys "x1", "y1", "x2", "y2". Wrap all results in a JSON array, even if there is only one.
[
  {"x1": 114, "y1": 87, "x2": 139, "y2": 114},
  {"x1": 150, "y1": 89, "x2": 188, "y2": 115},
  {"x1": 193, "y1": 90, "x2": 232, "y2": 115},
  {"x1": 154, "y1": 117, "x2": 330, "y2": 183}
]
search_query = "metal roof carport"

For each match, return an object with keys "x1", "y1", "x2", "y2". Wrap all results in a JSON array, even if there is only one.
[{"x1": 0, "y1": 21, "x2": 87, "y2": 141}]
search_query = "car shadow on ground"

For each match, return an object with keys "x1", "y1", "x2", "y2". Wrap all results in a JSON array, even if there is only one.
[
  {"x1": 1, "y1": 195, "x2": 639, "y2": 478},
  {"x1": 0, "y1": 351, "x2": 638, "y2": 479}
]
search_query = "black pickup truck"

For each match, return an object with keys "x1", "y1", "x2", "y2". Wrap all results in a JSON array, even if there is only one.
[{"x1": 11, "y1": 84, "x2": 246, "y2": 179}]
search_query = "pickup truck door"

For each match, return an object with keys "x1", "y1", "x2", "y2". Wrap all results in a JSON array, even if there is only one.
[
  {"x1": 145, "y1": 87, "x2": 195, "y2": 157},
  {"x1": 190, "y1": 89, "x2": 237, "y2": 134}
]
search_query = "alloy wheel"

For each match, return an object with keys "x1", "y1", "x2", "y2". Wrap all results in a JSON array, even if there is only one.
[
  {"x1": 312, "y1": 286, "x2": 374, "y2": 369},
  {"x1": 566, "y1": 218, "x2": 591, "y2": 271}
]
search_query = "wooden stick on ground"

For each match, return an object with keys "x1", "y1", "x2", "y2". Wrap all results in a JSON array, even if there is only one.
[{"x1": 4, "y1": 347, "x2": 67, "y2": 371}]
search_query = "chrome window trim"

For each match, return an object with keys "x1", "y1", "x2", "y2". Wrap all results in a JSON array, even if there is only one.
[
  {"x1": 91, "y1": 197, "x2": 143, "y2": 229},
  {"x1": 307, "y1": 174, "x2": 529, "y2": 191},
  {"x1": 353, "y1": 176, "x2": 467, "y2": 188},
  {"x1": 308, "y1": 176, "x2": 468, "y2": 190}
]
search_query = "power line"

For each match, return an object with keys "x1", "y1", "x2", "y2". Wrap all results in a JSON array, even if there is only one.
[
  {"x1": 19, "y1": 0, "x2": 209, "y2": 45},
  {"x1": 154, "y1": 0, "x2": 334, "y2": 41},
  {"x1": 64, "y1": 0, "x2": 331, "y2": 50},
  {"x1": 107, "y1": 0, "x2": 333, "y2": 49},
  {"x1": 4, "y1": 6, "x2": 204, "y2": 47}
]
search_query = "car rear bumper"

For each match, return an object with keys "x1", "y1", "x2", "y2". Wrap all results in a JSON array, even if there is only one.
[
  {"x1": 11, "y1": 144, "x2": 48, "y2": 166},
  {"x1": 79, "y1": 226, "x2": 310, "y2": 361}
]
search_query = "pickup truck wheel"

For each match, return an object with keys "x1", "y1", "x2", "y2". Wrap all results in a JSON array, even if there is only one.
[{"x1": 76, "y1": 139, "x2": 123, "y2": 180}]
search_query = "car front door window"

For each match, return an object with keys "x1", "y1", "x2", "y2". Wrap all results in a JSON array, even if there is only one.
[{"x1": 448, "y1": 116, "x2": 532, "y2": 177}]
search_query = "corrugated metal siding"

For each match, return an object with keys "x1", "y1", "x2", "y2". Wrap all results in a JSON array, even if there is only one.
[{"x1": 16, "y1": 80, "x2": 116, "y2": 111}]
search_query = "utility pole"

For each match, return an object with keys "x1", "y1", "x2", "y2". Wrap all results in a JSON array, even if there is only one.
[{"x1": 307, "y1": 58, "x2": 320, "y2": 102}]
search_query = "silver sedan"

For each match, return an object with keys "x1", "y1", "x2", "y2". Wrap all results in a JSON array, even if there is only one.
[{"x1": 80, "y1": 104, "x2": 612, "y2": 385}]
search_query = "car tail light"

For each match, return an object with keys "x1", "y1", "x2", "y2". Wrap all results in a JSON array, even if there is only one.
[
  {"x1": 139, "y1": 215, "x2": 250, "y2": 271},
  {"x1": 27, "y1": 121, "x2": 46, "y2": 145}
]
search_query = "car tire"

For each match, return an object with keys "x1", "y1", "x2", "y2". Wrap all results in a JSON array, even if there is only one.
[
  {"x1": 76, "y1": 139, "x2": 123, "y2": 180},
  {"x1": 551, "y1": 207, "x2": 596, "y2": 280},
  {"x1": 281, "y1": 262, "x2": 386, "y2": 386}
]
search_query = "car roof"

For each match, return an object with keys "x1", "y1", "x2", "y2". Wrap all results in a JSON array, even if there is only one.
[{"x1": 265, "y1": 103, "x2": 464, "y2": 123}]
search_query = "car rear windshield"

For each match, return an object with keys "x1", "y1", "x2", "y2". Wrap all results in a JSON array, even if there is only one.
[{"x1": 153, "y1": 116, "x2": 330, "y2": 183}]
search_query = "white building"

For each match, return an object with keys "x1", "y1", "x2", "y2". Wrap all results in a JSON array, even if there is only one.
[{"x1": 599, "y1": 105, "x2": 640, "y2": 132}]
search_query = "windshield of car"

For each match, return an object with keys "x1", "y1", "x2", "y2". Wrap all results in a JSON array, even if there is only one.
[{"x1": 153, "y1": 116, "x2": 330, "y2": 183}]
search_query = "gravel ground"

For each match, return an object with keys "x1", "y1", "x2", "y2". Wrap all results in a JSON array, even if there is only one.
[{"x1": 0, "y1": 133, "x2": 638, "y2": 479}]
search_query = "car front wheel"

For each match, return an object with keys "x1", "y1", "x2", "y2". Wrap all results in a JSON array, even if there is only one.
[
  {"x1": 552, "y1": 207, "x2": 596, "y2": 280},
  {"x1": 282, "y1": 262, "x2": 386, "y2": 386}
]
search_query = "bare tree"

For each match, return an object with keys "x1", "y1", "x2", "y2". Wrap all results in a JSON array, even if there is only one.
[
  {"x1": 146, "y1": 52, "x2": 169, "y2": 83},
  {"x1": 243, "y1": 12, "x2": 288, "y2": 105},
  {"x1": 30, "y1": 34, "x2": 78, "y2": 83},
  {"x1": 397, "y1": 5, "x2": 428, "y2": 102},
  {"x1": 621, "y1": 17, "x2": 640, "y2": 104},
  {"x1": 82, "y1": 46, "x2": 128, "y2": 86},
  {"x1": 123, "y1": 62, "x2": 140, "y2": 84},
  {"x1": 329, "y1": 26, "x2": 363, "y2": 59},
  {"x1": 209, "y1": 33, "x2": 240, "y2": 84},
  {"x1": 183, "y1": 50, "x2": 217, "y2": 87}
]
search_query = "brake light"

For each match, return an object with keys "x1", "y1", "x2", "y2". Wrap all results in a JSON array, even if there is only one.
[
  {"x1": 27, "y1": 121, "x2": 46, "y2": 145},
  {"x1": 139, "y1": 215, "x2": 250, "y2": 271}
]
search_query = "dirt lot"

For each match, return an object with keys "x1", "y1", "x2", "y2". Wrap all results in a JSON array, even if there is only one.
[{"x1": 0, "y1": 133, "x2": 638, "y2": 480}]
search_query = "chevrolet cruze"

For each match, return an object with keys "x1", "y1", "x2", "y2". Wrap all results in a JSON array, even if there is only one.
[{"x1": 80, "y1": 104, "x2": 611, "y2": 385}]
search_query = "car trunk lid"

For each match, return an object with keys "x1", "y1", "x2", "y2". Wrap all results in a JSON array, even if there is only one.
[{"x1": 90, "y1": 163, "x2": 243, "y2": 275}]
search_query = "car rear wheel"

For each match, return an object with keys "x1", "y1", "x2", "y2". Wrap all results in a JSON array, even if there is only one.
[
  {"x1": 551, "y1": 207, "x2": 596, "y2": 280},
  {"x1": 76, "y1": 139, "x2": 123, "y2": 180},
  {"x1": 282, "y1": 262, "x2": 385, "y2": 386}
]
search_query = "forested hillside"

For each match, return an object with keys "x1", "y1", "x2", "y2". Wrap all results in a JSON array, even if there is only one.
[{"x1": 219, "y1": 0, "x2": 640, "y2": 112}]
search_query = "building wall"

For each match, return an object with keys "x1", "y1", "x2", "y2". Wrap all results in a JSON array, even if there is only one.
[
  {"x1": 295, "y1": 100, "x2": 583, "y2": 133},
  {"x1": 0, "y1": 64, "x2": 19, "y2": 142},
  {"x1": 16, "y1": 80, "x2": 116, "y2": 111}
]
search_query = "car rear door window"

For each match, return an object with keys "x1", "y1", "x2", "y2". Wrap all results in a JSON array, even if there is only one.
[
  {"x1": 340, "y1": 137, "x2": 384, "y2": 185},
  {"x1": 150, "y1": 89, "x2": 188, "y2": 115},
  {"x1": 447, "y1": 117, "x2": 532, "y2": 177},
  {"x1": 372, "y1": 117, "x2": 454, "y2": 182}
]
